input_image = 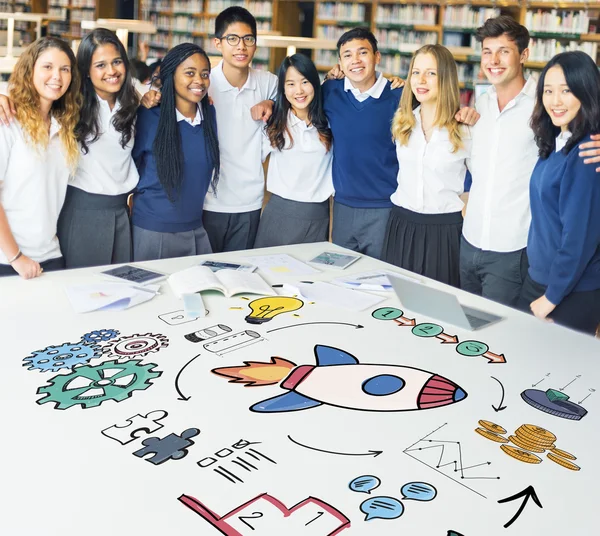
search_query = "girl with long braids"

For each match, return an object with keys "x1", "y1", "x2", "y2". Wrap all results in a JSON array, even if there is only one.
[
  {"x1": 0, "y1": 37, "x2": 80, "y2": 278},
  {"x1": 131, "y1": 43, "x2": 219, "y2": 260},
  {"x1": 57, "y1": 28, "x2": 139, "y2": 268},
  {"x1": 254, "y1": 54, "x2": 333, "y2": 248}
]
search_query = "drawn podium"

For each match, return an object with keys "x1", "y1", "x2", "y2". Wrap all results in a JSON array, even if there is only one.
[{"x1": 179, "y1": 493, "x2": 350, "y2": 535}]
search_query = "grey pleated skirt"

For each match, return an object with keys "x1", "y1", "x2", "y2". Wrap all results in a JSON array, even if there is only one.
[
  {"x1": 132, "y1": 224, "x2": 212, "y2": 261},
  {"x1": 382, "y1": 205, "x2": 463, "y2": 287},
  {"x1": 57, "y1": 186, "x2": 132, "y2": 269},
  {"x1": 254, "y1": 194, "x2": 330, "y2": 248}
]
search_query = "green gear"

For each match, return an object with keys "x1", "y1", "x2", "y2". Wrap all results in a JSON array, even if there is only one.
[{"x1": 36, "y1": 359, "x2": 162, "y2": 410}]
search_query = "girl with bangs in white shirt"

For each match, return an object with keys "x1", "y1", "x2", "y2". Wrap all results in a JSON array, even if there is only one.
[
  {"x1": 0, "y1": 29, "x2": 139, "y2": 269},
  {"x1": 382, "y1": 44, "x2": 471, "y2": 287},
  {"x1": 254, "y1": 54, "x2": 333, "y2": 248},
  {"x1": 0, "y1": 37, "x2": 80, "y2": 279}
]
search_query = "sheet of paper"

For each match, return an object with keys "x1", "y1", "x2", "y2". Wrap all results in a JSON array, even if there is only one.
[
  {"x1": 280, "y1": 281, "x2": 386, "y2": 312},
  {"x1": 168, "y1": 266, "x2": 220, "y2": 298},
  {"x1": 65, "y1": 284, "x2": 140, "y2": 313},
  {"x1": 332, "y1": 270, "x2": 418, "y2": 291},
  {"x1": 241, "y1": 253, "x2": 320, "y2": 277}
]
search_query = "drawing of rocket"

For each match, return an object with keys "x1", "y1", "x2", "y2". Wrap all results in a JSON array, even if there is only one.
[{"x1": 212, "y1": 345, "x2": 467, "y2": 413}]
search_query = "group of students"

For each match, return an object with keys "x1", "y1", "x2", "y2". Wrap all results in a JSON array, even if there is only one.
[{"x1": 0, "y1": 8, "x2": 599, "y2": 336}]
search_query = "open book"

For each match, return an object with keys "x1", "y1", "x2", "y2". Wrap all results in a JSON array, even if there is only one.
[{"x1": 168, "y1": 266, "x2": 277, "y2": 298}]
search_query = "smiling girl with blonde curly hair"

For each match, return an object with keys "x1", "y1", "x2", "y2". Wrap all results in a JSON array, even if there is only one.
[{"x1": 0, "y1": 37, "x2": 81, "y2": 279}]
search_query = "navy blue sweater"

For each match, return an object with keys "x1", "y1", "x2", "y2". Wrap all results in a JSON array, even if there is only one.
[
  {"x1": 132, "y1": 105, "x2": 216, "y2": 233},
  {"x1": 527, "y1": 134, "x2": 600, "y2": 305},
  {"x1": 322, "y1": 79, "x2": 401, "y2": 208}
]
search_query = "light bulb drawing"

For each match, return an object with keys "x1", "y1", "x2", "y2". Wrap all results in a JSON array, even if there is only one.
[{"x1": 245, "y1": 296, "x2": 304, "y2": 325}]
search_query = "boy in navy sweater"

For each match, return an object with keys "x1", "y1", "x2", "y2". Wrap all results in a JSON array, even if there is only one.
[{"x1": 323, "y1": 28, "x2": 401, "y2": 259}]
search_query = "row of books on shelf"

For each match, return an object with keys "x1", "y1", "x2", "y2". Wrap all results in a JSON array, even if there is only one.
[
  {"x1": 443, "y1": 7, "x2": 501, "y2": 29},
  {"x1": 375, "y1": 29, "x2": 438, "y2": 49},
  {"x1": 525, "y1": 9, "x2": 590, "y2": 35},
  {"x1": 49, "y1": 0, "x2": 95, "y2": 7},
  {"x1": 152, "y1": 15, "x2": 271, "y2": 34},
  {"x1": 317, "y1": 3, "x2": 366, "y2": 22},
  {"x1": 375, "y1": 5, "x2": 438, "y2": 26},
  {"x1": 173, "y1": 0, "x2": 203, "y2": 11},
  {"x1": 528, "y1": 38, "x2": 597, "y2": 60}
]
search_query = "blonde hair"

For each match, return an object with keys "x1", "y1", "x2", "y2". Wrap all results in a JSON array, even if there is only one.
[
  {"x1": 8, "y1": 37, "x2": 81, "y2": 168},
  {"x1": 391, "y1": 44, "x2": 463, "y2": 153}
]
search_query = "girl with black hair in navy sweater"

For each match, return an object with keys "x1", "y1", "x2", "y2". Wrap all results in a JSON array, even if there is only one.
[
  {"x1": 131, "y1": 43, "x2": 219, "y2": 260},
  {"x1": 519, "y1": 51, "x2": 600, "y2": 335}
]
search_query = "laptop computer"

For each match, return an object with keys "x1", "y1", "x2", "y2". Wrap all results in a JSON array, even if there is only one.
[{"x1": 388, "y1": 274, "x2": 504, "y2": 331}]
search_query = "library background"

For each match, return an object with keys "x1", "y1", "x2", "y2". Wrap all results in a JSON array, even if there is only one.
[{"x1": 0, "y1": 1, "x2": 599, "y2": 102}]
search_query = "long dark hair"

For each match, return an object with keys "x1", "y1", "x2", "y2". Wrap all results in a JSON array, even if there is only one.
[
  {"x1": 153, "y1": 43, "x2": 219, "y2": 200},
  {"x1": 266, "y1": 54, "x2": 332, "y2": 151},
  {"x1": 75, "y1": 28, "x2": 138, "y2": 154},
  {"x1": 531, "y1": 51, "x2": 600, "y2": 159}
]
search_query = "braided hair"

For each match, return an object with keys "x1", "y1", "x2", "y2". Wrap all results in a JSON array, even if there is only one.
[{"x1": 152, "y1": 43, "x2": 220, "y2": 200}]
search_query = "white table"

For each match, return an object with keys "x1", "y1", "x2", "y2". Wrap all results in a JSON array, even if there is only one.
[{"x1": 0, "y1": 243, "x2": 597, "y2": 535}]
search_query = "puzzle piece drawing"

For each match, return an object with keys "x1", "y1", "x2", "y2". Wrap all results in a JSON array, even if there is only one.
[
  {"x1": 101, "y1": 410, "x2": 169, "y2": 445},
  {"x1": 133, "y1": 428, "x2": 200, "y2": 465}
]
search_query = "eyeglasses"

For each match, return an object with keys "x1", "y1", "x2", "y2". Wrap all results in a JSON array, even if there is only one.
[{"x1": 221, "y1": 34, "x2": 256, "y2": 47}]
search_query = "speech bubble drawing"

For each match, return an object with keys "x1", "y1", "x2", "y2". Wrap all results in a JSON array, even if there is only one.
[
  {"x1": 401, "y1": 482, "x2": 438, "y2": 502},
  {"x1": 349, "y1": 475, "x2": 381, "y2": 494},
  {"x1": 360, "y1": 496, "x2": 404, "y2": 521}
]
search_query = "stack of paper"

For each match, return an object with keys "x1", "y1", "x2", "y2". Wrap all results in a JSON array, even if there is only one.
[{"x1": 65, "y1": 283, "x2": 159, "y2": 313}]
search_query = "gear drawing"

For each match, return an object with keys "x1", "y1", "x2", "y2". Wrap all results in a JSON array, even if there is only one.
[
  {"x1": 23, "y1": 342, "x2": 102, "y2": 373},
  {"x1": 36, "y1": 359, "x2": 162, "y2": 410},
  {"x1": 102, "y1": 333, "x2": 169, "y2": 360},
  {"x1": 82, "y1": 329, "x2": 120, "y2": 344}
]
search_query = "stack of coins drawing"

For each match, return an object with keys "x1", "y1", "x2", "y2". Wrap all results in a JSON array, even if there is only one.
[{"x1": 475, "y1": 420, "x2": 580, "y2": 471}]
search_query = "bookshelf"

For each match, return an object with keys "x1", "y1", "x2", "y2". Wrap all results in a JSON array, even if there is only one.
[
  {"x1": 0, "y1": 0, "x2": 49, "y2": 45},
  {"x1": 45, "y1": 1, "x2": 117, "y2": 40},
  {"x1": 139, "y1": 0, "x2": 278, "y2": 70}
]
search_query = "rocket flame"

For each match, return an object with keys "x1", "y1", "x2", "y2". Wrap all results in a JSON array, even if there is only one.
[{"x1": 212, "y1": 357, "x2": 296, "y2": 387}]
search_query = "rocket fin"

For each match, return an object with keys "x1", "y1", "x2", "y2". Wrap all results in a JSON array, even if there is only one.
[
  {"x1": 250, "y1": 391, "x2": 322, "y2": 413},
  {"x1": 314, "y1": 345, "x2": 359, "y2": 366}
]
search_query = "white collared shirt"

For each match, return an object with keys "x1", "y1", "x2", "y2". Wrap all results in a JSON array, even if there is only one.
[
  {"x1": 556, "y1": 131, "x2": 572, "y2": 152},
  {"x1": 204, "y1": 60, "x2": 278, "y2": 213},
  {"x1": 70, "y1": 97, "x2": 139, "y2": 195},
  {"x1": 344, "y1": 72, "x2": 387, "y2": 102},
  {"x1": 176, "y1": 104, "x2": 203, "y2": 126},
  {"x1": 261, "y1": 110, "x2": 334, "y2": 203},
  {"x1": 392, "y1": 106, "x2": 470, "y2": 214},
  {"x1": 0, "y1": 118, "x2": 69, "y2": 263},
  {"x1": 463, "y1": 76, "x2": 539, "y2": 252}
]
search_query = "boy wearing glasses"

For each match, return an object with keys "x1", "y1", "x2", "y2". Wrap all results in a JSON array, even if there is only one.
[{"x1": 202, "y1": 7, "x2": 278, "y2": 252}]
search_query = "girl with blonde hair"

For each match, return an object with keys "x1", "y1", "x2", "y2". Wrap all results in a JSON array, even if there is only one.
[
  {"x1": 0, "y1": 37, "x2": 80, "y2": 278},
  {"x1": 382, "y1": 44, "x2": 470, "y2": 286}
]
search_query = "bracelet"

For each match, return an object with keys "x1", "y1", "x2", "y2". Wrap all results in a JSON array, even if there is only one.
[{"x1": 7, "y1": 249, "x2": 22, "y2": 264}]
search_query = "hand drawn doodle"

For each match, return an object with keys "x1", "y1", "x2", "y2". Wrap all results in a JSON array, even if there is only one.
[
  {"x1": 447, "y1": 531, "x2": 465, "y2": 536},
  {"x1": 101, "y1": 410, "x2": 169, "y2": 445},
  {"x1": 498, "y1": 485, "x2": 543, "y2": 529},
  {"x1": 412, "y1": 323, "x2": 458, "y2": 344},
  {"x1": 403, "y1": 423, "x2": 500, "y2": 500},
  {"x1": 133, "y1": 428, "x2": 200, "y2": 465},
  {"x1": 360, "y1": 497, "x2": 404, "y2": 521},
  {"x1": 288, "y1": 435, "x2": 383, "y2": 457},
  {"x1": 197, "y1": 440, "x2": 276, "y2": 484},
  {"x1": 475, "y1": 420, "x2": 581, "y2": 471},
  {"x1": 371, "y1": 307, "x2": 404, "y2": 321},
  {"x1": 185, "y1": 324, "x2": 232, "y2": 343},
  {"x1": 349, "y1": 476, "x2": 381, "y2": 494},
  {"x1": 456, "y1": 340, "x2": 506, "y2": 364},
  {"x1": 203, "y1": 330, "x2": 265, "y2": 356},
  {"x1": 81, "y1": 329, "x2": 120, "y2": 344},
  {"x1": 158, "y1": 310, "x2": 200, "y2": 326},
  {"x1": 491, "y1": 377, "x2": 507, "y2": 412},
  {"x1": 102, "y1": 333, "x2": 169, "y2": 360},
  {"x1": 245, "y1": 296, "x2": 304, "y2": 325},
  {"x1": 36, "y1": 359, "x2": 162, "y2": 410},
  {"x1": 521, "y1": 388, "x2": 588, "y2": 420},
  {"x1": 175, "y1": 354, "x2": 201, "y2": 401},
  {"x1": 23, "y1": 342, "x2": 102, "y2": 372},
  {"x1": 400, "y1": 482, "x2": 437, "y2": 502},
  {"x1": 266, "y1": 321, "x2": 363, "y2": 334},
  {"x1": 179, "y1": 493, "x2": 351, "y2": 535},
  {"x1": 212, "y1": 345, "x2": 467, "y2": 414}
]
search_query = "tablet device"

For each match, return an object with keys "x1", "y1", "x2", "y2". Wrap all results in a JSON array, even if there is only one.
[
  {"x1": 100, "y1": 264, "x2": 168, "y2": 285},
  {"x1": 308, "y1": 251, "x2": 361, "y2": 270}
]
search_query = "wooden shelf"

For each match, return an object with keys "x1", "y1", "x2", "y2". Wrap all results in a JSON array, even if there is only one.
[
  {"x1": 529, "y1": 31, "x2": 582, "y2": 39},
  {"x1": 582, "y1": 33, "x2": 600, "y2": 42},
  {"x1": 375, "y1": 22, "x2": 440, "y2": 32},
  {"x1": 315, "y1": 19, "x2": 367, "y2": 26},
  {"x1": 525, "y1": 60, "x2": 548, "y2": 69},
  {"x1": 445, "y1": 0, "x2": 520, "y2": 5},
  {"x1": 526, "y1": 2, "x2": 600, "y2": 9}
]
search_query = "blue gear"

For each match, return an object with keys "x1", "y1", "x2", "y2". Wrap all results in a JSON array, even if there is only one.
[
  {"x1": 24, "y1": 342, "x2": 101, "y2": 373},
  {"x1": 82, "y1": 329, "x2": 120, "y2": 344}
]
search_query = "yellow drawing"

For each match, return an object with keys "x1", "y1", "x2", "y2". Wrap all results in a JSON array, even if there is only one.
[{"x1": 245, "y1": 296, "x2": 304, "y2": 325}]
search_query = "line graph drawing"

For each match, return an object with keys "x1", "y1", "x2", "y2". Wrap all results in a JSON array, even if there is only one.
[{"x1": 403, "y1": 423, "x2": 500, "y2": 499}]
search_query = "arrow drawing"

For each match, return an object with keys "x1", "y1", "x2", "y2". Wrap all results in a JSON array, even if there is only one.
[
  {"x1": 394, "y1": 316, "x2": 416, "y2": 327},
  {"x1": 483, "y1": 350, "x2": 506, "y2": 364},
  {"x1": 288, "y1": 435, "x2": 382, "y2": 458},
  {"x1": 498, "y1": 485, "x2": 543, "y2": 529},
  {"x1": 560, "y1": 376, "x2": 580, "y2": 391},
  {"x1": 491, "y1": 376, "x2": 507, "y2": 412},
  {"x1": 266, "y1": 322, "x2": 363, "y2": 334},
  {"x1": 578, "y1": 393, "x2": 593, "y2": 404},
  {"x1": 436, "y1": 332, "x2": 458, "y2": 344},
  {"x1": 175, "y1": 354, "x2": 201, "y2": 401},
  {"x1": 532, "y1": 374, "x2": 550, "y2": 387}
]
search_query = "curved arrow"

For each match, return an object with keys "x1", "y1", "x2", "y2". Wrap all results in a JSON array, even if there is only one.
[
  {"x1": 491, "y1": 376, "x2": 507, "y2": 412},
  {"x1": 288, "y1": 435, "x2": 382, "y2": 457},
  {"x1": 175, "y1": 354, "x2": 201, "y2": 401},
  {"x1": 498, "y1": 485, "x2": 543, "y2": 528},
  {"x1": 267, "y1": 322, "x2": 363, "y2": 334}
]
